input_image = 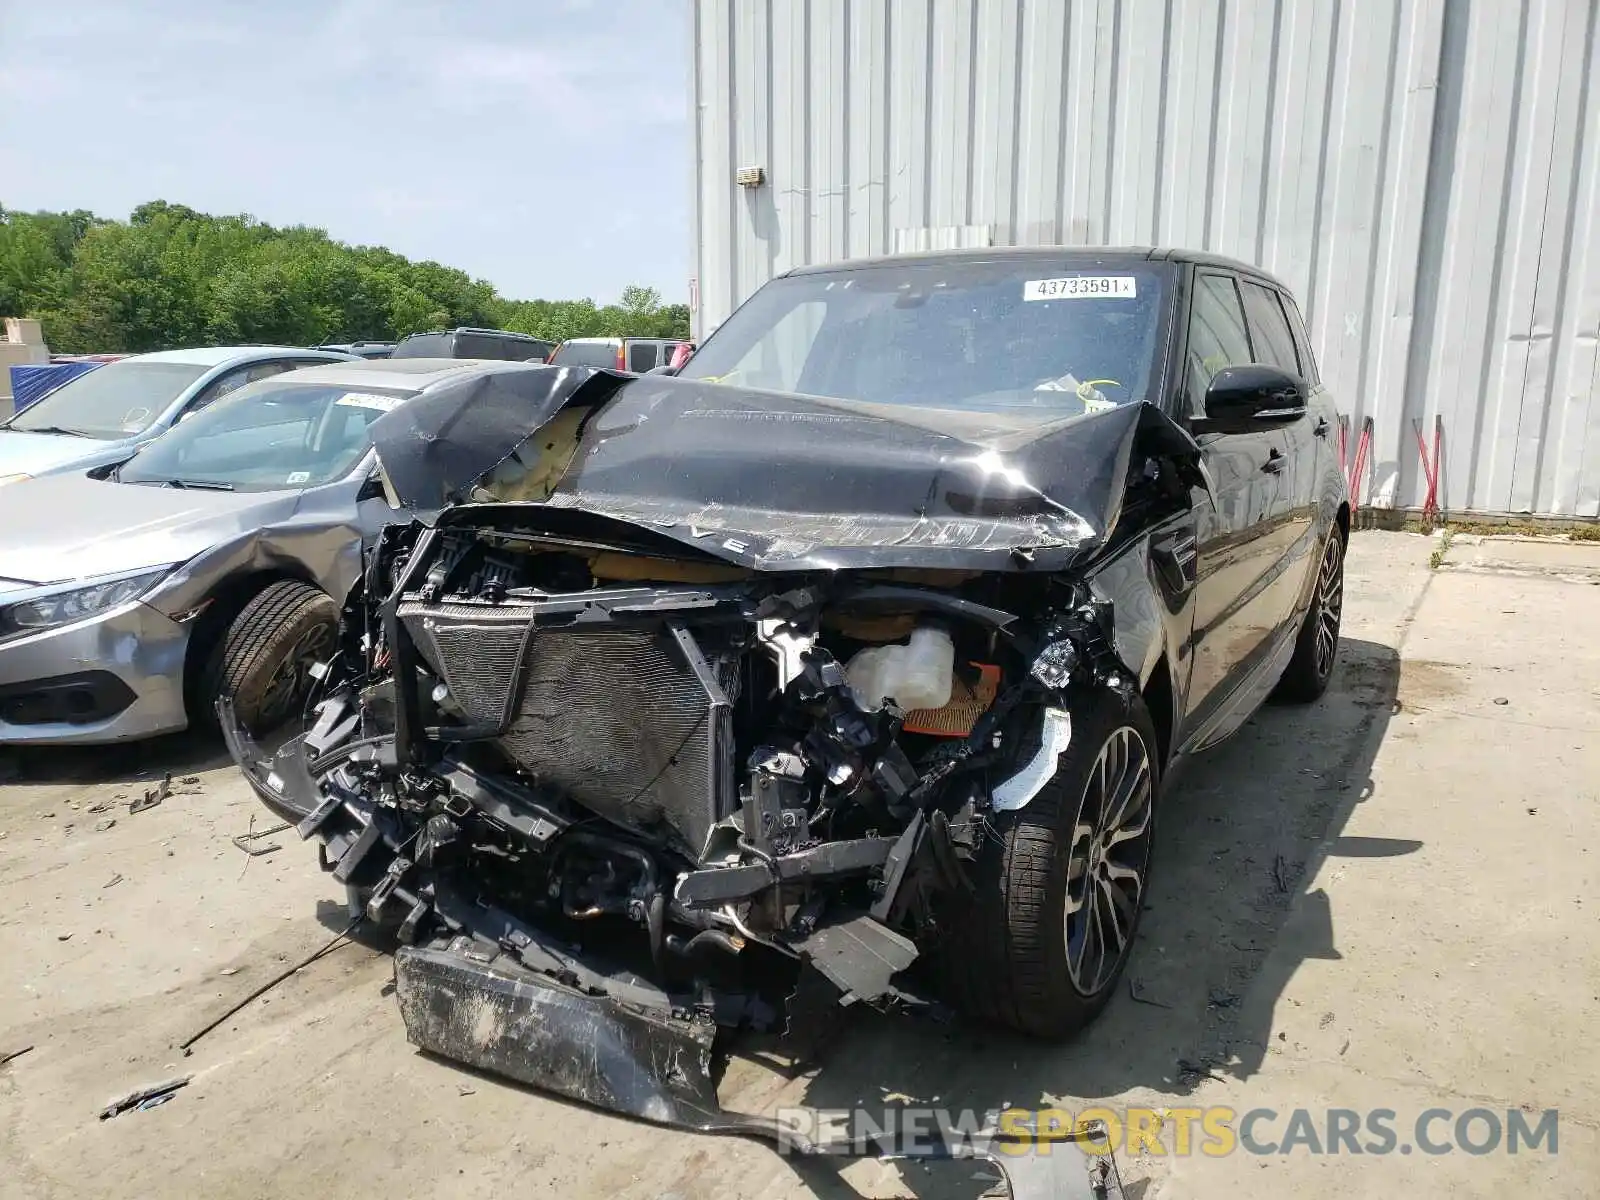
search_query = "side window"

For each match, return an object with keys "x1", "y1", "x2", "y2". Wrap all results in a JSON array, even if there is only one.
[
  {"x1": 628, "y1": 342, "x2": 659, "y2": 372},
  {"x1": 1240, "y1": 282, "x2": 1300, "y2": 374},
  {"x1": 1185, "y1": 273, "x2": 1253, "y2": 415},
  {"x1": 182, "y1": 366, "x2": 250, "y2": 419},
  {"x1": 183, "y1": 361, "x2": 299, "y2": 421},
  {"x1": 1280, "y1": 294, "x2": 1321, "y2": 385},
  {"x1": 707, "y1": 302, "x2": 826, "y2": 392},
  {"x1": 248, "y1": 361, "x2": 300, "y2": 383}
]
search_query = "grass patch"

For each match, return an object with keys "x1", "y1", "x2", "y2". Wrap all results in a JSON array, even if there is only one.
[
  {"x1": 1396, "y1": 516, "x2": 1600, "y2": 541},
  {"x1": 1428, "y1": 527, "x2": 1454, "y2": 570}
]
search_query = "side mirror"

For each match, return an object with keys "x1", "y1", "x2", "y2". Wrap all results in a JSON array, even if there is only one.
[{"x1": 1196, "y1": 365, "x2": 1307, "y2": 433}]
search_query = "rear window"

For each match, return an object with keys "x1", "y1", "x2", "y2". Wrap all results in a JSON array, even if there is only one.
[
  {"x1": 452, "y1": 332, "x2": 549, "y2": 362},
  {"x1": 1239, "y1": 282, "x2": 1301, "y2": 375},
  {"x1": 391, "y1": 333, "x2": 452, "y2": 359},
  {"x1": 627, "y1": 342, "x2": 660, "y2": 372},
  {"x1": 549, "y1": 341, "x2": 622, "y2": 369}
]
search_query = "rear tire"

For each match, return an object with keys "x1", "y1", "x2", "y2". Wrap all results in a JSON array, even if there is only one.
[
  {"x1": 216, "y1": 581, "x2": 337, "y2": 735},
  {"x1": 941, "y1": 691, "x2": 1160, "y2": 1039},
  {"x1": 1273, "y1": 527, "x2": 1345, "y2": 703}
]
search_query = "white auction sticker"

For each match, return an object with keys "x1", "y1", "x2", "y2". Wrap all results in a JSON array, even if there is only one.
[
  {"x1": 335, "y1": 392, "x2": 402, "y2": 411},
  {"x1": 1024, "y1": 276, "x2": 1138, "y2": 301}
]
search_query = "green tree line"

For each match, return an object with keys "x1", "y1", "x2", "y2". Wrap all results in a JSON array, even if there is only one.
[{"x1": 0, "y1": 201, "x2": 689, "y2": 354}]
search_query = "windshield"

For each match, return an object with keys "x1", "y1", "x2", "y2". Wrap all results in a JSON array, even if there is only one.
[
  {"x1": 8, "y1": 360, "x2": 210, "y2": 439},
  {"x1": 680, "y1": 261, "x2": 1173, "y2": 417},
  {"x1": 118, "y1": 380, "x2": 416, "y2": 492}
]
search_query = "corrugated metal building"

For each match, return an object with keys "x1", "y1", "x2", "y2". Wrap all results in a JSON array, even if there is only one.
[{"x1": 691, "y1": 0, "x2": 1600, "y2": 518}]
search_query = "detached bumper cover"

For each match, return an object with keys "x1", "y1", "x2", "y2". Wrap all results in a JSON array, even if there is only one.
[{"x1": 396, "y1": 941, "x2": 1124, "y2": 1200}]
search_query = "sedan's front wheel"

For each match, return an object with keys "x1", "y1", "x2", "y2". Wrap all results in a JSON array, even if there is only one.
[
  {"x1": 217, "y1": 581, "x2": 338, "y2": 735},
  {"x1": 941, "y1": 692, "x2": 1160, "y2": 1039}
]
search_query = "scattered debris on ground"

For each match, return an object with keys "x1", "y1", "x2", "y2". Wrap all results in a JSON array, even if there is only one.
[
  {"x1": 231, "y1": 816, "x2": 289, "y2": 861},
  {"x1": 129, "y1": 775, "x2": 170, "y2": 815},
  {"x1": 1272, "y1": 855, "x2": 1292, "y2": 893},
  {"x1": 1127, "y1": 979, "x2": 1173, "y2": 1009},
  {"x1": 0, "y1": 1045, "x2": 33, "y2": 1067},
  {"x1": 99, "y1": 1076, "x2": 191, "y2": 1120},
  {"x1": 1176, "y1": 1058, "x2": 1225, "y2": 1085}
]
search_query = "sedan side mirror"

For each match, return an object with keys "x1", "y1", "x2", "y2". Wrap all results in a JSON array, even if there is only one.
[{"x1": 1196, "y1": 365, "x2": 1308, "y2": 434}]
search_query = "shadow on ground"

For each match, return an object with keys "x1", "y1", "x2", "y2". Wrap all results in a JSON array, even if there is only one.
[
  {"x1": 0, "y1": 729, "x2": 230, "y2": 788},
  {"x1": 775, "y1": 636, "x2": 1403, "y2": 1198}
]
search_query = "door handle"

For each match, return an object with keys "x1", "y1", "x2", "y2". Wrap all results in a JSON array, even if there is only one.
[
  {"x1": 1314, "y1": 417, "x2": 1330, "y2": 438},
  {"x1": 1262, "y1": 448, "x2": 1286, "y2": 474}
]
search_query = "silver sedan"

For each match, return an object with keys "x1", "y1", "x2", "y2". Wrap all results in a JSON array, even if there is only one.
[{"x1": 0, "y1": 357, "x2": 536, "y2": 745}]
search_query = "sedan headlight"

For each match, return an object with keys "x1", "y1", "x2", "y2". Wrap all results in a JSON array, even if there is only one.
[
  {"x1": 5, "y1": 567, "x2": 172, "y2": 633},
  {"x1": 0, "y1": 474, "x2": 33, "y2": 487}
]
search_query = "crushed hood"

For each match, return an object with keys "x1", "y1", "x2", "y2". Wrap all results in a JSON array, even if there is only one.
[
  {"x1": 0, "y1": 471, "x2": 299, "y2": 586},
  {"x1": 370, "y1": 367, "x2": 1200, "y2": 571}
]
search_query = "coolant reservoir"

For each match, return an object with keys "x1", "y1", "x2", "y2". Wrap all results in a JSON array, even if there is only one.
[{"x1": 845, "y1": 626, "x2": 955, "y2": 712}]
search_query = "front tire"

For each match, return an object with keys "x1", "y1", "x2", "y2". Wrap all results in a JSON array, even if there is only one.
[
  {"x1": 216, "y1": 581, "x2": 337, "y2": 735},
  {"x1": 942, "y1": 692, "x2": 1160, "y2": 1039}
]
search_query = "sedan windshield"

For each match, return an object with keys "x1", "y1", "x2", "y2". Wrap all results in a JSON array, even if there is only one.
[
  {"x1": 7, "y1": 360, "x2": 210, "y2": 439},
  {"x1": 680, "y1": 261, "x2": 1173, "y2": 417},
  {"x1": 118, "y1": 380, "x2": 416, "y2": 492}
]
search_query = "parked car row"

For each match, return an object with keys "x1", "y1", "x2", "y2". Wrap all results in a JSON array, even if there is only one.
[
  {"x1": 0, "y1": 345, "x2": 354, "y2": 485},
  {"x1": 0, "y1": 324, "x2": 696, "y2": 744},
  {"x1": 0, "y1": 358, "x2": 519, "y2": 741},
  {"x1": 312, "y1": 328, "x2": 696, "y2": 370}
]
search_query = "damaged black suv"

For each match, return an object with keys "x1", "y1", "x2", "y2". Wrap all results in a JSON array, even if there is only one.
[{"x1": 226, "y1": 247, "x2": 1345, "y2": 1150}]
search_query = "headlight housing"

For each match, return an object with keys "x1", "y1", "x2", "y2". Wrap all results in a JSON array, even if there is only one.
[
  {"x1": 4, "y1": 567, "x2": 172, "y2": 634},
  {"x1": 0, "y1": 474, "x2": 33, "y2": 487}
]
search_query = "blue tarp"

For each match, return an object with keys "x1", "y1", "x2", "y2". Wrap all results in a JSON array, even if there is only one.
[{"x1": 9, "y1": 361, "x2": 102, "y2": 412}]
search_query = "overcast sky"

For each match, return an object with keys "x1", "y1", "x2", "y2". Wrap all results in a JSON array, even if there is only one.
[{"x1": 0, "y1": 0, "x2": 690, "y2": 304}]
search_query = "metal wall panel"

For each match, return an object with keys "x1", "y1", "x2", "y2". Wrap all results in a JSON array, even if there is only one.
[{"x1": 693, "y1": 0, "x2": 1600, "y2": 516}]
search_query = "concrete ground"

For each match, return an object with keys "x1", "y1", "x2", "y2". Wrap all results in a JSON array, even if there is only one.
[{"x1": 0, "y1": 530, "x2": 1594, "y2": 1199}]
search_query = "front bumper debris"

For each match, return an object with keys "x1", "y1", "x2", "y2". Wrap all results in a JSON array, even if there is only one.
[
  {"x1": 221, "y1": 705, "x2": 1127, "y2": 1199},
  {"x1": 397, "y1": 938, "x2": 1124, "y2": 1200}
]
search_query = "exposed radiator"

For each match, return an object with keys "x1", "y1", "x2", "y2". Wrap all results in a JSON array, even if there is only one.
[{"x1": 401, "y1": 603, "x2": 734, "y2": 860}]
